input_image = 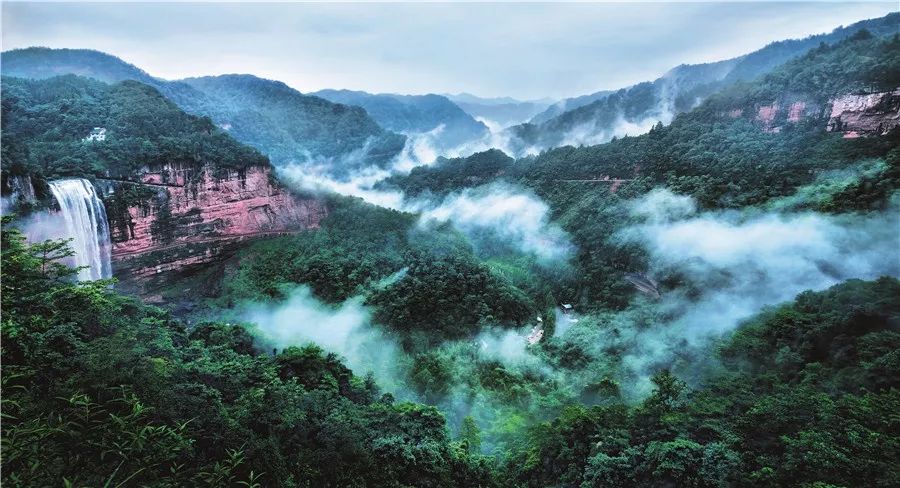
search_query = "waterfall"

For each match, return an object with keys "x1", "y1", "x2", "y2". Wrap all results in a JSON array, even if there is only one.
[{"x1": 48, "y1": 179, "x2": 112, "y2": 281}]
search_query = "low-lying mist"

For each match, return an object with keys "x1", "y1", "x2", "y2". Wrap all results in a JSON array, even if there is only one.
[
  {"x1": 418, "y1": 183, "x2": 574, "y2": 263},
  {"x1": 560, "y1": 189, "x2": 900, "y2": 398},
  {"x1": 240, "y1": 110, "x2": 900, "y2": 450},
  {"x1": 241, "y1": 286, "x2": 408, "y2": 392},
  {"x1": 277, "y1": 135, "x2": 575, "y2": 265}
]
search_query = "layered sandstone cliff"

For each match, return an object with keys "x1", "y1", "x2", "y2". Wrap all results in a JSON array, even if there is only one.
[
  {"x1": 741, "y1": 88, "x2": 899, "y2": 136},
  {"x1": 103, "y1": 164, "x2": 325, "y2": 281},
  {"x1": 826, "y1": 88, "x2": 900, "y2": 137}
]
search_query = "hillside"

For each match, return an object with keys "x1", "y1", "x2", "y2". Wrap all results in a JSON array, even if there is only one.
[
  {"x1": 2, "y1": 8, "x2": 899, "y2": 488},
  {"x1": 384, "y1": 33, "x2": 900, "y2": 308},
  {"x1": 512, "y1": 12, "x2": 900, "y2": 151},
  {"x1": 0, "y1": 75, "x2": 267, "y2": 180},
  {"x1": 0, "y1": 74, "x2": 325, "y2": 287},
  {"x1": 183, "y1": 77, "x2": 406, "y2": 170},
  {"x1": 313, "y1": 89, "x2": 488, "y2": 149},
  {"x1": 1, "y1": 48, "x2": 406, "y2": 171}
]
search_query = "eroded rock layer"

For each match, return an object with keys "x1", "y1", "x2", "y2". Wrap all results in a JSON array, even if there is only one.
[
  {"x1": 104, "y1": 164, "x2": 325, "y2": 281},
  {"x1": 827, "y1": 88, "x2": 900, "y2": 137}
]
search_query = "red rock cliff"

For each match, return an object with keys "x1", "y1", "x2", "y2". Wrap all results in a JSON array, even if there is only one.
[
  {"x1": 735, "y1": 89, "x2": 899, "y2": 136},
  {"x1": 104, "y1": 164, "x2": 325, "y2": 281},
  {"x1": 827, "y1": 89, "x2": 900, "y2": 137}
]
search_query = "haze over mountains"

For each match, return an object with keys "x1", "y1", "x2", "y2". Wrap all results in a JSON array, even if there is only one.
[
  {"x1": 4, "y1": 12, "x2": 897, "y2": 169},
  {"x1": 312, "y1": 89, "x2": 490, "y2": 149},
  {"x1": 505, "y1": 12, "x2": 900, "y2": 152},
  {"x1": 444, "y1": 93, "x2": 555, "y2": 128},
  {"x1": 2, "y1": 8, "x2": 900, "y2": 486},
  {"x1": 2, "y1": 48, "x2": 405, "y2": 173}
]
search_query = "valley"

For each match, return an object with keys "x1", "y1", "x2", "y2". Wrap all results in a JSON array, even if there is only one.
[{"x1": 1, "y1": 7, "x2": 899, "y2": 488}]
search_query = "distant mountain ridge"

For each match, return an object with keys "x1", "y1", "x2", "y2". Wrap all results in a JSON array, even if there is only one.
[
  {"x1": 444, "y1": 93, "x2": 556, "y2": 127},
  {"x1": 1, "y1": 47, "x2": 406, "y2": 172},
  {"x1": 512, "y1": 12, "x2": 900, "y2": 151},
  {"x1": 313, "y1": 89, "x2": 488, "y2": 149}
]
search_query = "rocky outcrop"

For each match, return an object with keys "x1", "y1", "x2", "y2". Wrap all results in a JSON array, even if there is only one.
[
  {"x1": 827, "y1": 89, "x2": 900, "y2": 137},
  {"x1": 743, "y1": 90, "x2": 899, "y2": 136},
  {"x1": 756, "y1": 104, "x2": 780, "y2": 132},
  {"x1": 103, "y1": 164, "x2": 325, "y2": 281},
  {"x1": 754, "y1": 101, "x2": 812, "y2": 133}
]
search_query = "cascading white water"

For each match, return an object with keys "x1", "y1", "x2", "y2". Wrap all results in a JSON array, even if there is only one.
[{"x1": 48, "y1": 179, "x2": 112, "y2": 281}]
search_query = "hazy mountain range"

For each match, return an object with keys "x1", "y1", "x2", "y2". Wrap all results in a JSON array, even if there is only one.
[{"x1": 507, "y1": 12, "x2": 900, "y2": 151}]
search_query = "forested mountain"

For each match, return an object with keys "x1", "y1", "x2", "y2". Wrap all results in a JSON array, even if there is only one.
[
  {"x1": 528, "y1": 89, "x2": 613, "y2": 124},
  {"x1": 385, "y1": 32, "x2": 900, "y2": 308},
  {"x1": 314, "y1": 89, "x2": 489, "y2": 148},
  {"x1": 0, "y1": 219, "x2": 497, "y2": 487},
  {"x1": 5, "y1": 214, "x2": 898, "y2": 486},
  {"x1": 1, "y1": 75, "x2": 267, "y2": 181},
  {"x1": 512, "y1": 12, "x2": 900, "y2": 151},
  {"x1": 2, "y1": 10, "x2": 899, "y2": 488},
  {"x1": 1, "y1": 48, "x2": 406, "y2": 171},
  {"x1": 182, "y1": 77, "x2": 406, "y2": 170}
]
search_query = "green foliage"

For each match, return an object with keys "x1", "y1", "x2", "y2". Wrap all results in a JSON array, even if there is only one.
[
  {"x1": 386, "y1": 34, "x2": 900, "y2": 314},
  {"x1": 0, "y1": 225, "x2": 495, "y2": 487},
  {"x1": 2, "y1": 17, "x2": 899, "y2": 488},
  {"x1": 1, "y1": 75, "x2": 269, "y2": 182},
  {"x1": 513, "y1": 14, "x2": 900, "y2": 150},
  {"x1": 1, "y1": 48, "x2": 408, "y2": 170},
  {"x1": 368, "y1": 252, "x2": 536, "y2": 338},
  {"x1": 179, "y1": 75, "x2": 407, "y2": 170},
  {"x1": 380, "y1": 148, "x2": 516, "y2": 197},
  {"x1": 212, "y1": 196, "x2": 539, "y2": 339},
  {"x1": 500, "y1": 278, "x2": 900, "y2": 487}
]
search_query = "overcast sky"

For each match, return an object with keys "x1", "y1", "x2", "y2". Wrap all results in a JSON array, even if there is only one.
[{"x1": 2, "y1": 2, "x2": 896, "y2": 100}]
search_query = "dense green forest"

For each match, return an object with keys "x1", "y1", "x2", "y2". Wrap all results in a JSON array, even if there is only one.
[
  {"x1": 2, "y1": 11, "x2": 899, "y2": 488},
  {"x1": 4, "y1": 218, "x2": 898, "y2": 486},
  {"x1": 1, "y1": 48, "x2": 407, "y2": 170},
  {"x1": 179, "y1": 76, "x2": 407, "y2": 171},
  {"x1": 511, "y1": 13, "x2": 900, "y2": 150},
  {"x1": 1, "y1": 75, "x2": 268, "y2": 180},
  {"x1": 384, "y1": 33, "x2": 900, "y2": 310},
  {"x1": 1, "y1": 219, "x2": 495, "y2": 487}
]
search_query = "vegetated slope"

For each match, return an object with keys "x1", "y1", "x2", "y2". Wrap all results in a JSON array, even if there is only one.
[
  {"x1": 314, "y1": 89, "x2": 489, "y2": 148},
  {"x1": 0, "y1": 220, "x2": 496, "y2": 488},
  {"x1": 0, "y1": 74, "x2": 326, "y2": 287},
  {"x1": 378, "y1": 148, "x2": 516, "y2": 198},
  {"x1": 179, "y1": 195, "x2": 545, "y2": 341},
  {"x1": 501, "y1": 277, "x2": 900, "y2": 487},
  {"x1": 384, "y1": 33, "x2": 900, "y2": 309},
  {"x1": 1, "y1": 48, "x2": 406, "y2": 170},
  {"x1": 511, "y1": 12, "x2": 900, "y2": 151},
  {"x1": 1, "y1": 75, "x2": 267, "y2": 181},
  {"x1": 182, "y1": 77, "x2": 406, "y2": 170},
  {"x1": 5, "y1": 214, "x2": 897, "y2": 486},
  {"x1": 528, "y1": 89, "x2": 614, "y2": 124},
  {"x1": 3, "y1": 30, "x2": 899, "y2": 488}
]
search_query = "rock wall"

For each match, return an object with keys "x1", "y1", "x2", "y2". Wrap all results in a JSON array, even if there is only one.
[
  {"x1": 741, "y1": 89, "x2": 899, "y2": 136},
  {"x1": 827, "y1": 88, "x2": 900, "y2": 137},
  {"x1": 104, "y1": 163, "x2": 325, "y2": 281},
  {"x1": 754, "y1": 101, "x2": 812, "y2": 133}
]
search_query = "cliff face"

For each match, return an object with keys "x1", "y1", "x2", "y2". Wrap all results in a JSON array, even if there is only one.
[
  {"x1": 740, "y1": 89, "x2": 899, "y2": 135},
  {"x1": 826, "y1": 89, "x2": 900, "y2": 137},
  {"x1": 104, "y1": 164, "x2": 325, "y2": 282}
]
